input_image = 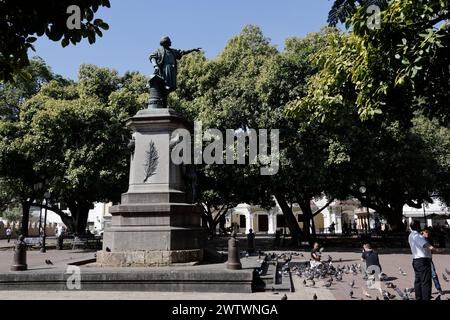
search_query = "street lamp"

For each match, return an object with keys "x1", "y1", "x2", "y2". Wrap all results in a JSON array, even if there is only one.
[
  {"x1": 40, "y1": 191, "x2": 51, "y2": 253},
  {"x1": 33, "y1": 182, "x2": 44, "y2": 237},
  {"x1": 422, "y1": 203, "x2": 427, "y2": 227},
  {"x1": 359, "y1": 186, "x2": 370, "y2": 233}
]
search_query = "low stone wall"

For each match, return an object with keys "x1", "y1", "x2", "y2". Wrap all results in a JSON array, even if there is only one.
[{"x1": 0, "y1": 221, "x2": 57, "y2": 239}]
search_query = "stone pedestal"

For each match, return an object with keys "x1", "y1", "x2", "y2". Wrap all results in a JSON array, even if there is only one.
[{"x1": 98, "y1": 108, "x2": 206, "y2": 266}]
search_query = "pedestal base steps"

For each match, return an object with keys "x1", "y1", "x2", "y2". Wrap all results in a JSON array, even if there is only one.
[{"x1": 96, "y1": 249, "x2": 203, "y2": 267}]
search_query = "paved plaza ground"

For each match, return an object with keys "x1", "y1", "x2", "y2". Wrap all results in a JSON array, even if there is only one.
[{"x1": 0, "y1": 238, "x2": 448, "y2": 300}]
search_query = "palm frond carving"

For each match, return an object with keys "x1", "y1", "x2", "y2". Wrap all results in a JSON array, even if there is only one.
[{"x1": 143, "y1": 141, "x2": 159, "y2": 183}]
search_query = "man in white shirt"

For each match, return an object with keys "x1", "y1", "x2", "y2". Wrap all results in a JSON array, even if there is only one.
[{"x1": 408, "y1": 220, "x2": 440, "y2": 300}]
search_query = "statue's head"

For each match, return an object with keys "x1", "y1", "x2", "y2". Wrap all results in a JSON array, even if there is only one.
[{"x1": 160, "y1": 36, "x2": 172, "y2": 48}]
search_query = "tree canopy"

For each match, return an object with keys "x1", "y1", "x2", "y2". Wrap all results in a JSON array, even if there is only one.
[
  {"x1": 0, "y1": 0, "x2": 110, "y2": 82},
  {"x1": 0, "y1": 61, "x2": 148, "y2": 234}
]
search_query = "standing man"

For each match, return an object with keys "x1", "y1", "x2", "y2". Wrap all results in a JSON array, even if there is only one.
[
  {"x1": 247, "y1": 229, "x2": 255, "y2": 255},
  {"x1": 408, "y1": 220, "x2": 441, "y2": 300},
  {"x1": 421, "y1": 227, "x2": 444, "y2": 296},
  {"x1": 149, "y1": 36, "x2": 200, "y2": 106},
  {"x1": 5, "y1": 226, "x2": 12, "y2": 243}
]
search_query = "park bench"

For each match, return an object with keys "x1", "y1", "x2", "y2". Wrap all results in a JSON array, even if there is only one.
[
  {"x1": 71, "y1": 236, "x2": 102, "y2": 250},
  {"x1": 24, "y1": 237, "x2": 41, "y2": 249}
]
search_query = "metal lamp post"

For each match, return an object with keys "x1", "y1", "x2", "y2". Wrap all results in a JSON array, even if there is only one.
[
  {"x1": 40, "y1": 191, "x2": 51, "y2": 253},
  {"x1": 422, "y1": 203, "x2": 427, "y2": 227},
  {"x1": 359, "y1": 186, "x2": 370, "y2": 233},
  {"x1": 33, "y1": 182, "x2": 44, "y2": 237}
]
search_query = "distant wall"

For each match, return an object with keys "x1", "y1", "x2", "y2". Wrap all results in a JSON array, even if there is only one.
[{"x1": 0, "y1": 221, "x2": 57, "y2": 239}]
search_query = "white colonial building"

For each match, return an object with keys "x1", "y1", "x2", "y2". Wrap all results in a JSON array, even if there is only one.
[{"x1": 224, "y1": 198, "x2": 450, "y2": 235}]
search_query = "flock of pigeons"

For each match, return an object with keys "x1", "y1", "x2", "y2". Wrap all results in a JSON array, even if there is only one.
[{"x1": 261, "y1": 251, "x2": 449, "y2": 300}]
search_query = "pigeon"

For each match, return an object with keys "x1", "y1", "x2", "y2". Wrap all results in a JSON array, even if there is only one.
[
  {"x1": 435, "y1": 294, "x2": 441, "y2": 300},
  {"x1": 349, "y1": 290, "x2": 354, "y2": 299},
  {"x1": 350, "y1": 279, "x2": 355, "y2": 288},
  {"x1": 303, "y1": 279, "x2": 307, "y2": 286},
  {"x1": 311, "y1": 279, "x2": 316, "y2": 287},
  {"x1": 445, "y1": 268, "x2": 450, "y2": 275},
  {"x1": 386, "y1": 282, "x2": 396, "y2": 289},
  {"x1": 45, "y1": 259, "x2": 53, "y2": 265},
  {"x1": 324, "y1": 282, "x2": 332, "y2": 288},
  {"x1": 376, "y1": 296, "x2": 380, "y2": 300},
  {"x1": 281, "y1": 294, "x2": 288, "y2": 300},
  {"x1": 394, "y1": 287, "x2": 407, "y2": 300},
  {"x1": 443, "y1": 274, "x2": 449, "y2": 282},
  {"x1": 105, "y1": 247, "x2": 111, "y2": 252},
  {"x1": 398, "y1": 267, "x2": 407, "y2": 276},
  {"x1": 313, "y1": 293, "x2": 317, "y2": 300},
  {"x1": 383, "y1": 290, "x2": 396, "y2": 300}
]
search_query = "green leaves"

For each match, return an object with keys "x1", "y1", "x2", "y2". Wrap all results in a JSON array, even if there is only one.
[{"x1": 0, "y1": 1, "x2": 111, "y2": 82}]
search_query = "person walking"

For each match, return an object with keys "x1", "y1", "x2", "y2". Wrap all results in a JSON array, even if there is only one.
[
  {"x1": 5, "y1": 227, "x2": 12, "y2": 243},
  {"x1": 408, "y1": 220, "x2": 441, "y2": 300},
  {"x1": 247, "y1": 229, "x2": 255, "y2": 255},
  {"x1": 422, "y1": 227, "x2": 444, "y2": 296}
]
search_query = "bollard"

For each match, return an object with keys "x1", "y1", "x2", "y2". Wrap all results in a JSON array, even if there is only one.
[
  {"x1": 227, "y1": 231, "x2": 242, "y2": 270},
  {"x1": 11, "y1": 235, "x2": 27, "y2": 271}
]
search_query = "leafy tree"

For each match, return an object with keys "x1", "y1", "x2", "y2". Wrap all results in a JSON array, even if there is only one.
[
  {"x1": 0, "y1": 63, "x2": 149, "y2": 234},
  {"x1": 0, "y1": 56, "x2": 61, "y2": 119},
  {"x1": 1, "y1": 206, "x2": 21, "y2": 223},
  {"x1": 174, "y1": 26, "x2": 337, "y2": 241},
  {"x1": 0, "y1": 57, "x2": 63, "y2": 235},
  {"x1": 327, "y1": 0, "x2": 388, "y2": 26},
  {"x1": 0, "y1": 0, "x2": 110, "y2": 82},
  {"x1": 288, "y1": 0, "x2": 450, "y2": 230},
  {"x1": 298, "y1": 0, "x2": 449, "y2": 124}
]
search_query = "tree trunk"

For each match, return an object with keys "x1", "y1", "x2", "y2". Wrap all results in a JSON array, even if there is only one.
[
  {"x1": 299, "y1": 199, "x2": 313, "y2": 240},
  {"x1": 68, "y1": 203, "x2": 91, "y2": 235},
  {"x1": 201, "y1": 204, "x2": 215, "y2": 238},
  {"x1": 59, "y1": 215, "x2": 75, "y2": 233},
  {"x1": 275, "y1": 193, "x2": 303, "y2": 242},
  {"x1": 311, "y1": 215, "x2": 317, "y2": 238},
  {"x1": 20, "y1": 201, "x2": 31, "y2": 236},
  {"x1": 75, "y1": 205, "x2": 90, "y2": 234},
  {"x1": 385, "y1": 204, "x2": 405, "y2": 232}
]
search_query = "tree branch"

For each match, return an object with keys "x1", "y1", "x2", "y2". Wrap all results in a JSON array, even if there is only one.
[{"x1": 313, "y1": 198, "x2": 334, "y2": 217}]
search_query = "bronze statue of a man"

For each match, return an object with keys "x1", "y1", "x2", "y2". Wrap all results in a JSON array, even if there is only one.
[{"x1": 148, "y1": 36, "x2": 200, "y2": 107}]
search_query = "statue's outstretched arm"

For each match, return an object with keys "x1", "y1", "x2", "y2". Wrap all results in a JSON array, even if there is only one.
[{"x1": 180, "y1": 48, "x2": 202, "y2": 57}]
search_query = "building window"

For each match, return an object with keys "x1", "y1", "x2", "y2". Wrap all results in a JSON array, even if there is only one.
[{"x1": 240, "y1": 215, "x2": 246, "y2": 228}]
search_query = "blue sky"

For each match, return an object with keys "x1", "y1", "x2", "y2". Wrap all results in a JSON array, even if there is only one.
[{"x1": 33, "y1": 0, "x2": 333, "y2": 80}]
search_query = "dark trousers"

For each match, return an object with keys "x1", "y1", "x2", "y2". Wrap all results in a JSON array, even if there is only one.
[
  {"x1": 412, "y1": 258, "x2": 432, "y2": 300},
  {"x1": 6, "y1": 235, "x2": 10, "y2": 243}
]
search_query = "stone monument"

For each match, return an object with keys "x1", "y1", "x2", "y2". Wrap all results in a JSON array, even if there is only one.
[{"x1": 98, "y1": 37, "x2": 205, "y2": 266}]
